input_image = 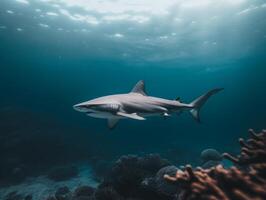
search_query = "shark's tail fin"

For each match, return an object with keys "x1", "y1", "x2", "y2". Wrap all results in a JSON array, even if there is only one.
[{"x1": 189, "y1": 88, "x2": 223, "y2": 122}]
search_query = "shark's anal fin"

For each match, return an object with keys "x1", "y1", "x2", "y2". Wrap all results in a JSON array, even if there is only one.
[
  {"x1": 108, "y1": 118, "x2": 119, "y2": 129},
  {"x1": 117, "y1": 112, "x2": 146, "y2": 120}
]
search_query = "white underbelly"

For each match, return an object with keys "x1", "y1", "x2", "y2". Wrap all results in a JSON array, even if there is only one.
[
  {"x1": 87, "y1": 112, "x2": 120, "y2": 119},
  {"x1": 87, "y1": 111, "x2": 164, "y2": 119}
]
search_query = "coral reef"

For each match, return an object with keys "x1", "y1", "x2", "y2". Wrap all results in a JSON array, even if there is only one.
[
  {"x1": 101, "y1": 154, "x2": 170, "y2": 198},
  {"x1": 154, "y1": 166, "x2": 180, "y2": 197},
  {"x1": 141, "y1": 165, "x2": 179, "y2": 198},
  {"x1": 164, "y1": 129, "x2": 266, "y2": 200},
  {"x1": 94, "y1": 186, "x2": 123, "y2": 200},
  {"x1": 41, "y1": 154, "x2": 172, "y2": 200},
  {"x1": 4, "y1": 128, "x2": 266, "y2": 200},
  {"x1": 223, "y1": 129, "x2": 266, "y2": 166}
]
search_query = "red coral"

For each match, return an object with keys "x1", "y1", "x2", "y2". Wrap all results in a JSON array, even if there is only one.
[
  {"x1": 223, "y1": 129, "x2": 266, "y2": 165},
  {"x1": 164, "y1": 129, "x2": 266, "y2": 200}
]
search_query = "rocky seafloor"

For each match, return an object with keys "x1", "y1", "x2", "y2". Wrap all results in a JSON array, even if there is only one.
[{"x1": 1, "y1": 128, "x2": 265, "y2": 200}]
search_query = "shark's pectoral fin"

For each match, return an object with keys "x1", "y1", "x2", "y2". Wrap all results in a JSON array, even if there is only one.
[
  {"x1": 117, "y1": 112, "x2": 146, "y2": 120},
  {"x1": 108, "y1": 118, "x2": 119, "y2": 129}
]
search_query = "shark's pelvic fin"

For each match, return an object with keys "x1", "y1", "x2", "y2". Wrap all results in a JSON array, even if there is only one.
[
  {"x1": 108, "y1": 118, "x2": 119, "y2": 129},
  {"x1": 130, "y1": 80, "x2": 147, "y2": 96},
  {"x1": 117, "y1": 112, "x2": 146, "y2": 120}
]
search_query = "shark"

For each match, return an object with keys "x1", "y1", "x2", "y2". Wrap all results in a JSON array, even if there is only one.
[{"x1": 73, "y1": 80, "x2": 223, "y2": 129}]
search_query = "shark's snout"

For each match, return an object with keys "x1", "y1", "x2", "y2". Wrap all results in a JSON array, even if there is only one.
[{"x1": 73, "y1": 103, "x2": 89, "y2": 112}]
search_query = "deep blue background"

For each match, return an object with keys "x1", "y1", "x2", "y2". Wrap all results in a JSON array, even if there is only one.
[{"x1": 0, "y1": 0, "x2": 266, "y2": 167}]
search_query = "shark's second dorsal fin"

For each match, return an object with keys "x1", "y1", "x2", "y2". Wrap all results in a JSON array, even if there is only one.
[{"x1": 131, "y1": 80, "x2": 147, "y2": 96}]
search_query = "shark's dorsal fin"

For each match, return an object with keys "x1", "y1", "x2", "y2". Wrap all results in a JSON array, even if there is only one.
[{"x1": 131, "y1": 80, "x2": 147, "y2": 96}]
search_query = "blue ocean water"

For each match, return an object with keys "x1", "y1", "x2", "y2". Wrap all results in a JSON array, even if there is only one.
[{"x1": 0, "y1": 0, "x2": 266, "y2": 197}]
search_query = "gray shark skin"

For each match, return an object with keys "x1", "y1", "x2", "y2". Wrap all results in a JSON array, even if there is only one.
[{"x1": 73, "y1": 80, "x2": 223, "y2": 129}]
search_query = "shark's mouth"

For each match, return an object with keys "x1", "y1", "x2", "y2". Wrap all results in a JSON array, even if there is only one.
[{"x1": 86, "y1": 111, "x2": 96, "y2": 114}]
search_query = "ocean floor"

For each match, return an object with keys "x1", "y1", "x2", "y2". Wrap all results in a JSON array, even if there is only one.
[{"x1": 0, "y1": 163, "x2": 99, "y2": 200}]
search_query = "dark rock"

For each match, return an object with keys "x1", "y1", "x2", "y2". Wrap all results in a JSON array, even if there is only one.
[
  {"x1": 141, "y1": 177, "x2": 156, "y2": 192},
  {"x1": 48, "y1": 166, "x2": 78, "y2": 181},
  {"x1": 201, "y1": 160, "x2": 221, "y2": 169},
  {"x1": 94, "y1": 187, "x2": 123, "y2": 200},
  {"x1": 140, "y1": 166, "x2": 179, "y2": 200},
  {"x1": 55, "y1": 186, "x2": 72, "y2": 200},
  {"x1": 74, "y1": 185, "x2": 95, "y2": 197},
  {"x1": 200, "y1": 149, "x2": 222, "y2": 163},
  {"x1": 107, "y1": 155, "x2": 146, "y2": 197},
  {"x1": 154, "y1": 165, "x2": 179, "y2": 196},
  {"x1": 138, "y1": 154, "x2": 170, "y2": 174},
  {"x1": 140, "y1": 177, "x2": 163, "y2": 199},
  {"x1": 102, "y1": 154, "x2": 170, "y2": 198}
]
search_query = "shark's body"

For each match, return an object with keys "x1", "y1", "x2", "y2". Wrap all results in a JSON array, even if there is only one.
[{"x1": 73, "y1": 80, "x2": 223, "y2": 129}]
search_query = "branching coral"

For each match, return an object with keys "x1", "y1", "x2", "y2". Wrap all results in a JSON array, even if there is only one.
[
  {"x1": 223, "y1": 129, "x2": 266, "y2": 166},
  {"x1": 164, "y1": 129, "x2": 266, "y2": 200}
]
